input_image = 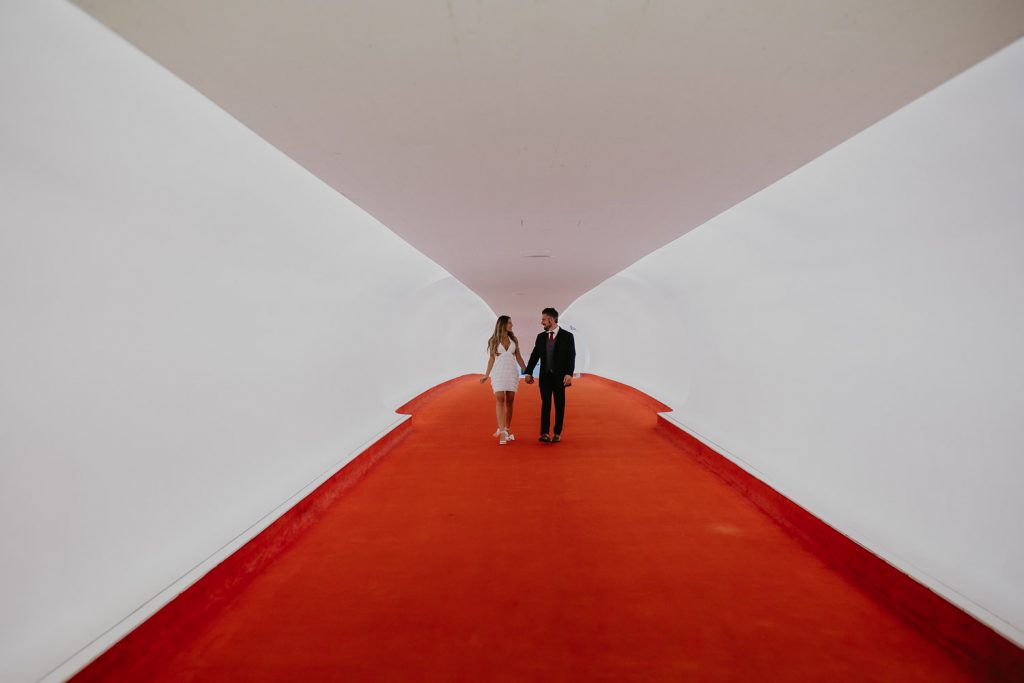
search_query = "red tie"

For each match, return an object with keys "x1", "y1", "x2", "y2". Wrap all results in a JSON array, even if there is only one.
[{"x1": 548, "y1": 332, "x2": 554, "y2": 342}]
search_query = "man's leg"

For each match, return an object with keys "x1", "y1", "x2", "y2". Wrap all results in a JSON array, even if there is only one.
[
  {"x1": 552, "y1": 381, "x2": 566, "y2": 435},
  {"x1": 539, "y1": 373, "x2": 553, "y2": 436}
]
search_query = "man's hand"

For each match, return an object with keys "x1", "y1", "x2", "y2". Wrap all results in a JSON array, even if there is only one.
[
  {"x1": 524, "y1": 375, "x2": 534, "y2": 384},
  {"x1": 563, "y1": 375, "x2": 573, "y2": 387}
]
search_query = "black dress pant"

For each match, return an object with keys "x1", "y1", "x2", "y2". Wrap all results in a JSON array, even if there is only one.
[{"x1": 539, "y1": 371, "x2": 566, "y2": 435}]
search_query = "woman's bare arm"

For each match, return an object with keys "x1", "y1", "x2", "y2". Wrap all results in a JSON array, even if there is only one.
[
  {"x1": 514, "y1": 348, "x2": 527, "y2": 373},
  {"x1": 479, "y1": 353, "x2": 495, "y2": 383}
]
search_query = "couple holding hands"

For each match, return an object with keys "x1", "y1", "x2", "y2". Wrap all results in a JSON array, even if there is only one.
[{"x1": 480, "y1": 307, "x2": 576, "y2": 446}]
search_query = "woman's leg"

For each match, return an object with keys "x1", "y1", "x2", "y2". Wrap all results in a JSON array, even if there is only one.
[
  {"x1": 494, "y1": 392, "x2": 506, "y2": 431},
  {"x1": 504, "y1": 391, "x2": 516, "y2": 431}
]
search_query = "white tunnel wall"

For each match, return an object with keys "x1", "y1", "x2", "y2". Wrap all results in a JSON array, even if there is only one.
[
  {"x1": 0, "y1": 1, "x2": 493, "y2": 681},
  {"x1": 565, "y1": 38, "x2": 1024, "y2": 644}
]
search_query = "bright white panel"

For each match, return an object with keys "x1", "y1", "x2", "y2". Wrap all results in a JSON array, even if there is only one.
[
  {"x1": 0, "y1": 2, "x2": 492, "y2": 681},
  {"x1": 566, "y1": 39, "x2": 1024, "y2": 644}
]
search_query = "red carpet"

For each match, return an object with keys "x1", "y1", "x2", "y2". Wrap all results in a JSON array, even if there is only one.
[{"x1": 76, "y1": 375, "x2": 992, "y2": 681}]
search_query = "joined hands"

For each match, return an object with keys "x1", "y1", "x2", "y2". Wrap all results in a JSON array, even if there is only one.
[{"x1": 519, "y1": 374, "x2": 571, "y2": 386}]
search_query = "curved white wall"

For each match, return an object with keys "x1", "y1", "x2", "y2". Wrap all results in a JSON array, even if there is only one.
[
  {"x1": 566, "y1": 38, "x2": 1024, "y2": 644},
  {"x1": 0, "y1": 2, "x2": 493, "y2": 681}
]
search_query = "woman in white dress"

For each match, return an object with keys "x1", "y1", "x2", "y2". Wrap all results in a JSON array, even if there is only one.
[{"x1": 480, "y1": 315, "x2": 527, "y2": 445}]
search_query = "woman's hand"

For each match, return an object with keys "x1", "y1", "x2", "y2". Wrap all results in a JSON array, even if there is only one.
[{"x1": 479, "y1": 376, "x2": 488, "y2": 384}]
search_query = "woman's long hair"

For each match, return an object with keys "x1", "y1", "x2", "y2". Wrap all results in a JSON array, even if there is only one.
[{"x1": 486, "y1": 315, "x2": 518, "y2": 355}]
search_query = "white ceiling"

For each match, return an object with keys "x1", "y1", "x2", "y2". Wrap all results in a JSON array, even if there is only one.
[{"x1": 73, "y1": 0, "x2": 1024, "y2": 328}]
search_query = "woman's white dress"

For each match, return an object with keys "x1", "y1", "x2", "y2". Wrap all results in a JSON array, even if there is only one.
[{"x1": 490, "y1": 339, "x2": 521, "y2": 393}]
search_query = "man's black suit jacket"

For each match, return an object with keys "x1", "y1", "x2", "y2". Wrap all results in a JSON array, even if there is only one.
[{"x1": 525, "y1": 328, "x2": 576, "y2": 378}]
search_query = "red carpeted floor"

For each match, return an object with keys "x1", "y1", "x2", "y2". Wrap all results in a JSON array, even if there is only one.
[{"x1": 98, "y1": 376, "x2": 976, "y2": 681}]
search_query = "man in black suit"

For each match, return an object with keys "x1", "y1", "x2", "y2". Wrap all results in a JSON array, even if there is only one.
[{"x1": 524, "y1": 307, "x2": 576, "y2": 443}]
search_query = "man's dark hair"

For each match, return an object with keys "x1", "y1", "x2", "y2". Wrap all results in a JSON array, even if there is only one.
[{"x1": 542, "y1": 307, "x2": 559, "y2": 321}]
